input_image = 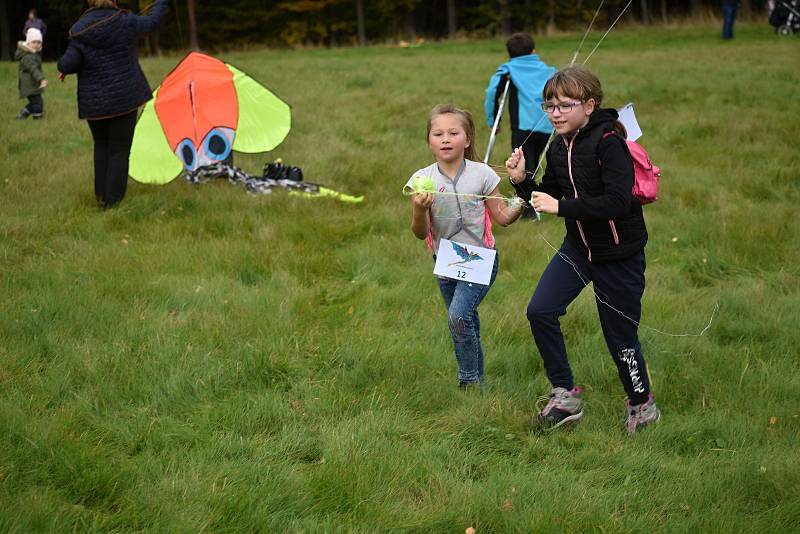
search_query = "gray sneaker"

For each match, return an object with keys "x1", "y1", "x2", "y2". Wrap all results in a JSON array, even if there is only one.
[
  {"x1": 531, "y1": 386, "x2": 583, "y2": 431},
  {"x1": 626, "y1": 394, "x2": 661, "y2": 434}
]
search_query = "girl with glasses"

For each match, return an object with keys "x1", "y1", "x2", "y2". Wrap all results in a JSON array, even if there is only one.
[{"x1": 505, "y1": 66, "x2": 660, "y2": 434}]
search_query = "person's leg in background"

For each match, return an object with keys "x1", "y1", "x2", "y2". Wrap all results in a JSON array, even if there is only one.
[
  {"x1": 722, "y1": 3, "x2": 738, "y2": 39},
  {"x1": 102, "y1": 110, "x2": 137, "y2": 207},
  {"x1": 27, "y1": 94, "x2": 43, "y2": 118},
  {"x1": 88, "y1": 118, "x2": 110, "y2": 204}
]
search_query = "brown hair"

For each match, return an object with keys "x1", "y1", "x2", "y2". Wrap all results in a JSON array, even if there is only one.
[
  {"x1": 426, "y1": 104, "x2": 478, "y2": 161},
  {"x1": 543, "y1": 66, "x2": 603, "y2": 106},
  {"x1": 543, "y1": 66, "x2": 627, "y2": 137},
  {"x1": 88, "y1": 0, "x2": 117, "y2": 8}
]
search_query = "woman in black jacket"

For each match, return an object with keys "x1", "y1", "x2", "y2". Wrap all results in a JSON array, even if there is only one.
[
  {"x1": 505, "y1": 66, "x2": 660, "y2": 434},
  {"x1": 58, "y1": 0, "x2": 168, "y2": 208}
]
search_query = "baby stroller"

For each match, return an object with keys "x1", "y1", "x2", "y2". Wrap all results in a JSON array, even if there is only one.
[{"x1": 769, "y1": 0, "x2": 800, "y2": 35}]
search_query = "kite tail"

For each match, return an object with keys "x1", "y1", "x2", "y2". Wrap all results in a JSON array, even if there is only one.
[
  {"x1": 289, "y1": 187, "x2": 364, "y2": 204},
  {"x1": 186, "y1": 163, "x2": 363, "y2": 203}
]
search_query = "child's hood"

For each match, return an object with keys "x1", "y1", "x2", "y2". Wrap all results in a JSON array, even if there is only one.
[
  {"x1": 15, "y1": 41, "x2": 40, "y2": 60},
  {"x1": 584, "y1": 108, "x2": 620, "y2": 132},
  {"x1": 69, "y1": 8, "x2": 125, "y2": 49}
]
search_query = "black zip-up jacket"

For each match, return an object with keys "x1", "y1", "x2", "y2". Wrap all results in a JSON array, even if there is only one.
[
  {"x1": 512, "y1": 108, "x2": 648, "y2": 263},
  {"x1": 57, "y1": 0, "x2": 168, "y2": 119}
]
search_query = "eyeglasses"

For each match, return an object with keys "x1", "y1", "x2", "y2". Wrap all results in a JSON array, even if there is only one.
[{"x1": 541, "y1": 101, "x2": 583, "y2": 114}]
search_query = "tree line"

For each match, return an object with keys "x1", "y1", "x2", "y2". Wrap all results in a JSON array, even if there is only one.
[{"x1": 2, "y1": 0, "x2": 771, "y2": 60}]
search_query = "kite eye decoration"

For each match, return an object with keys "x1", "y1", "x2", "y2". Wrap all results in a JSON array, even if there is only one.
[
  {"x1": 176, "y1": 139, "x2": 198, "y2": 171},
  {"x1": 201, "y1": 127, "x2": 234, "y2": 163}
]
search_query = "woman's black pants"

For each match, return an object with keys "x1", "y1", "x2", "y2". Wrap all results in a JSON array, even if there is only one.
[{"x1": 87, "y1": 110, "x2": 138, "y2": 207}]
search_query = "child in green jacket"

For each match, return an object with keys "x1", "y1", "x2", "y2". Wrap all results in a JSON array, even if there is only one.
[{"x1": 16, "y1": 28, "x2": 47, "y2": 120}]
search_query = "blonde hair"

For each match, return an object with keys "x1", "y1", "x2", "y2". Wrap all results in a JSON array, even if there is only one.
[
  {"x1": 426, "y1": 104, "x2": 478, "y2": 161},
  {"x1": 88, "y1": 0, "x2": 117, "y2": 8}
]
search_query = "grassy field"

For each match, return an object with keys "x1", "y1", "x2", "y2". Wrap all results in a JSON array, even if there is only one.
[{"x1": 1, "y1": 22, "x2": 799, "y2": 532}]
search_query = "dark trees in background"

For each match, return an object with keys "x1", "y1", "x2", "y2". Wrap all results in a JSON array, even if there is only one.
[
  {"x1": 186, "y1": 0, "x2": 199, "y2": 50},
  {"x1": 447, "y1": 0, "x2": 457, "y2": 38},
  {"x1": 640, "y1": 0, "x2": 650, "y2": 25},
  {"x1": 357, "y1": 0, "x2": 366, "y2": 44},
  {"x1": 0, "y1": 0, "x2": 9, "y2": 61},
  {"x1": 0, "y1": 0, "x2": 774, "y2": 60}
]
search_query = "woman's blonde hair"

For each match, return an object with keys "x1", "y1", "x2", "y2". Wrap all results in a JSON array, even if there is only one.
[
  {"x1": 426, "y1": 104, "x2": 478, "y2": 161},
  {"x1": 88, "y1": 0, "x2": 117, "y2": 8}
]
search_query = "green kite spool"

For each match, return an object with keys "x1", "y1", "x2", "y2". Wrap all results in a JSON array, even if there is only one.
[{"x1": 413, "y1": 175, "x2": 436, "y2": 193}]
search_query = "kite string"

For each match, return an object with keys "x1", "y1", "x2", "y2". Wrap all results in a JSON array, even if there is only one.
[
  {"x1": 508, "y1": 0, "x2": 608, "y2": 158},
  {"x1": 582, "y1": 0, "x2": 635, "y2": 65},
  {"x1": 401, "y1": 187, "x2": 524, "y2": 207},
  {"x1": 571, "y1": 0, "x2": 606, "y2": 65}
]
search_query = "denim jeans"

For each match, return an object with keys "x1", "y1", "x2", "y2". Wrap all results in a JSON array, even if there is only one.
[
  {"x1": 722, "y1": 4, "x2": 737, "y2": 39},
  {"x1": 436, "y1": 253, "x2": 499, "y2": 383}
]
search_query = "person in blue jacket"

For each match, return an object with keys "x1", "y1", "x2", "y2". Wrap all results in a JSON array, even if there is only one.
[
  {"x1": 484, "y1": 32, "x2": 556, "y2": 218},
  {"x1": 57, "y1": 0, "x2": 168, "y2": 208}
]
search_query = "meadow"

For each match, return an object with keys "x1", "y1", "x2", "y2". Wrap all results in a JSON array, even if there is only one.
[{"x1": 1, "y1": 22, "x2": 799, "y2": 532}]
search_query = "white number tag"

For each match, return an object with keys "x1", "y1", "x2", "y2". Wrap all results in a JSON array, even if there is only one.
[{"x1": 433, "y1": 239, "x2": 496, "y2": 286}]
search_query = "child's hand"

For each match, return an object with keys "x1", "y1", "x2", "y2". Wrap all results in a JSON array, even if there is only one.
[
  {"x1": 411, "y1": 192, "x2": 434, "y2": 211},
  {"x1": 58, "y1": 72, "x2": 66, "y2": 82},
  {"x1": 505, "y1": 147, "x2": 526, "y2": 184},
  {"x1": 531, "y1": 191, "x2": 559, "y2": 214},
  {"x1": 39, "y1": 80, "x2": 48, "y2": 88}
]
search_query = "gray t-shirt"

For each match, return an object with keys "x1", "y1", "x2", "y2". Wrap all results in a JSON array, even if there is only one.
[{"x1": 406, "y1": 160, "x2": 501, "y2": 253}]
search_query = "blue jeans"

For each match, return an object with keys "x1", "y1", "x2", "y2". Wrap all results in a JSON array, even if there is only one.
[
  {"x1": 722, "y1": 4, "x2": 738, "y2": 39},
  {"x1": 436, "y1": 254, "x2": 499, "y2": 383}
]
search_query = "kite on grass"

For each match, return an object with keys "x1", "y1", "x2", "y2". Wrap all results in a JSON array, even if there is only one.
[{"x1": 129, "y1": 52, "x2": 362, "y2": 202}]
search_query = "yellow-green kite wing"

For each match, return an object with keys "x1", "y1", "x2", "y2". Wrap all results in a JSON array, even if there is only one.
[
  {"x1": 129, "y1": 88, "x2": 184, "y2": 184},
  {"x1": 228, "y1": 65, "x2": 291, "y2": 154}
]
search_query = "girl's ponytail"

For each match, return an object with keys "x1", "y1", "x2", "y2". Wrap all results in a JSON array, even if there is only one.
[{"x1": 612, "y1": 120, "x2": 628, "y2": 139}]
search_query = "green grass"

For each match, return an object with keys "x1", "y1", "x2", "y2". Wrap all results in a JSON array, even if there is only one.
[{"x1": 1, "y1": 23, "x2": 799, "y2": 532}]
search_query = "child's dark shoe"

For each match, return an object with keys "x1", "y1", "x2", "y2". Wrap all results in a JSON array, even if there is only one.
[
  {"x1": 531, "y1": 386, "x2": 583, "y2": 431},
  {"x1": 625, "y1": 394, "x2": 661, "y2": 434}
]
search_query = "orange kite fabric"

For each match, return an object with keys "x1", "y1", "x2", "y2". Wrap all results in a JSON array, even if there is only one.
[{"x1": 154, "y1": 52, "x2": 238, "y2": 151}]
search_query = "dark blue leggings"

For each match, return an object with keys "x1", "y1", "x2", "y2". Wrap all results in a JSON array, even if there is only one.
[{"x1": 527, "y1": 239, "x2": 651, "y2": 404}]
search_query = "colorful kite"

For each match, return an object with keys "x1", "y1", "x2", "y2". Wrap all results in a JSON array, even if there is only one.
[{"x1": 129, "y1": 52, "x2": 362, "y2": 202}]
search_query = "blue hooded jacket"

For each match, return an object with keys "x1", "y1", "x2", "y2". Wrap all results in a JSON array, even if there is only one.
[
  {"x1": 484, "y1": 54, "x2": 556, "y2": 134},
  {"x1": 57, "y1": 0, "x2": 168, "y2": 120}
]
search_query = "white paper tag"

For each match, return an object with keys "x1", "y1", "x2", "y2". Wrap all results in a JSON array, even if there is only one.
[
  {"x1": 617, "y1": 102, "x2": 643, "y2": 142},
  {"x1": 433, "y1": 239, "x2": 496, "y2": 286}
]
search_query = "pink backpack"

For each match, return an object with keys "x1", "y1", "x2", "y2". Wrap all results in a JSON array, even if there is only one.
[
  {"x1": 602, "y1": 132, "x2": 661, "y2": 205},
  {"x1": 626, "y1": 139, "x2": 660, "y2": 205}
]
